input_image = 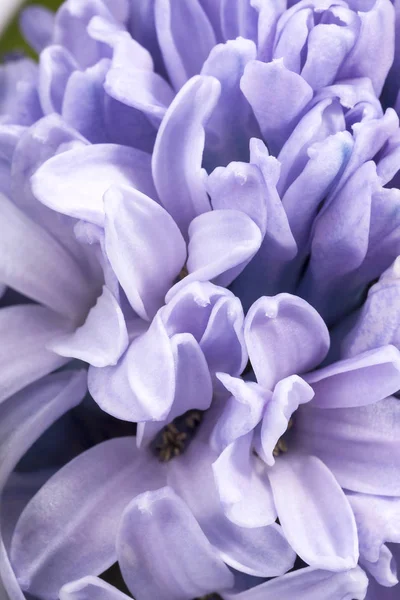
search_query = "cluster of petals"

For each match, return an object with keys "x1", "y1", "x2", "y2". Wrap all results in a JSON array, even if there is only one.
[{"x1": 1, "y1": 0, "x2": 400, "y2": 599}]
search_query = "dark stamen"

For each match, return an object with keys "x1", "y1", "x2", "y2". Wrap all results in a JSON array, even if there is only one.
[{"x1": 152, "y1": 410, "x2": 203, "y2": 462}]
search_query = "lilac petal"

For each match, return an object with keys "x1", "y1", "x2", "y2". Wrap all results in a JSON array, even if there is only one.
[
  {"x1": 301, "y1": 17, "x2": 358, "y2": 90},
  {"x1": 252, "y1": 0, "x2": 286, "y2": 62},
  {"x1": 60, "y1": 577, "x2": 131, "y2": 600},
  {"x1": 137, "y1": 331, "x2": 213, "y2": 448},
  {"x1": 89, "y1": 312, "x2": 175, "y2": 422},
  {"x1": 105, "y1": 65, "x2": 174, "y2": 122},
  {"x1": 213, "y1": 433, "x2": 277, "y2": 528},
  {"x1": 338, "y1": 0, "x2": 395, "y2": 95},
  {"x1": 223, "y1": 566, "x2": 368, "y2": 600},
  {"x1": 199, "y1": 296, "x2": 247, "y2": 378},
  {"x1": 152, "y1": 75, "x2": 220, "y2": 236},
  {"x1": 245, "y1": 293, "x2": 330, "y2": 390},
  {"x1": 361, "y1": 545, "x2": 398, "y2": 588},
  {"x1": 169, "y1": 210, "x2": 261, "y2": 296},
  {"x1": 260, "y1": 376, "x2": 314, "y2": 466},
  {"x1": 347, "y1": 492, "x2": 400, "y2": 563},
  {"x1": 212, "y1": 375, "x2": 268, "y2": 451},
  {"x1": 305, "y1": 346, "x2": 400, "y2": 409},
  {"x1": 62, "y1": 59, "x2": 109, "y2": 144},
  {"x1": 0, "y1": 370, "x2": 87, "y2": 600},
  {"x1": 32, "y1": 143, "x2": 157, "y2": 226},
  {"x1": 282, "y1": 131, "x2": 353, "y2": 252},
  {"x1": 207, "y1": 161, "x2": 268, "y2": 235},
  {"x1": 294, "y1": 396, "x2": 400, "y2": 496},
  {"x1": 273, "y1": 7, "x2": 311, "y2": 74},
  {"x1": 268, "y1": 453, "x2": 359, "y2": 571},
  {"x1": 220, "y1": 0, "x2": 258, "y2": 41},
  {"x1": 277, "y1": 98, "x2": 345, "y2": 196},
  {"x1": 11, "y1": 439, "x2": 164, "y2": 599},
  {"x1": 103, "y1": 184, "x2": 186, "y2": 321},
  {"x1": 19, "y1": 6, "x2": 54, "y2": 53},
  {"x1": 88, "y1": 18, "x2": 151, "y2": 69},
  {"x1": 0, "y1": 305, "x2": 70, "y2": 404},
  {"x1": 50, "y1": 286, "x2": 128, "y2": 368},
  {"x1": 104, "y1": 95, "x2": 157, "y2": 153},
  {"x1": 155, "y1": 0, "x2": 216, "y2": 91},
  {"x1": 168, "y1": 439, "x2": 296, "y2": 577},
  {"x1": 117, "y1": 487, "x2": 234, "y2": 600},
  {"x1": 199, "y1": 0, "x2": 223, "y2": 41},
  {"x1": 0, "y1": 192, "x2": 93, "y2": 320},
  {"x1": 240, "y1": 59, "x2": 313, "y2": 155},
  {"x1": 38, "y1": 45, "x2": 78, "y2": 115},
  {"x1": 201, "y1": 37, "x2": 258, "y2": 165}
]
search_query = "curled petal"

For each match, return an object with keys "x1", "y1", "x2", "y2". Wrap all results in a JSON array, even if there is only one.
[
  {"x1": 117, "y1": 487, "x2": 234, "y2": 600},
  {"x1": 60, "y1": 577, "x2": 131, "y2": 600},
  {"x1": 245, "y1": 293, "x2": 330, "y2": 390},
  {"x1": 152, "y1": 75, "x2": 220, "y2": 237}
]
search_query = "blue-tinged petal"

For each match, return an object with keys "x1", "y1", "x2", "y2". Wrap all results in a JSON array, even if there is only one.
[
  {"x1": 273, "y1": 7, "x2": 311, "y2": 74},
  {"x1": 260, "y1": 375, "x2": 314, "y2": 466},
  {"x1": 11, "y1": 439, "x2": 164, "y2": 599},
  {"x1": 252, "y1": 0, "x2": 286, "y2": 62},
  {"x1": 168, "y1": 439, "x2": 296, "y2": 577},
  {"x1": 0, "y1": 305, "x2": 70, "y2": 404},
  {"x1": 60, "y1": 577, "x2": 131, "y2": 600},
  {"x1": 103, "y1": 184, "x2": 186, "y2": 321},
  {"x1": 305, "y1": 346, "x2": 400, "y2": 409},
  {"x1": 155, "y1": 0, "x2": 216, "y2": 91},
  {"x1": 31, "y1": 144, "x2": 157, "y2": 226},
  {"x1": 338, "y1": 0, "x2": 395, "y2": 95},
  {"x1": 223, "y1": 566, "x2": 368, "y2": 600},
  {"x1": 152, "y1": 75, "x2": 220, "y2": 237},
  {"x1": 19, "y1": 5, "x2": 54, "y2": 53},
  {"x1": 268, "y1": 453, "x2": 359, "y2": 571},
  {"x1": 89, "y1": 312, "x2": 175, "y2": 422},
  {"x1": 220, "y1": 0, "x2": 258, "y2": 42},
  {"x1": 360, "y1": 545, "x2": 398, "y2": 588},
  {"x1": 0, "y1": 58, "x2": 41, "y2": 127},
  {"x1": 245, "y1": 294, "x2": 330, "y2": 390},
  {"x1": 117, "y1": 487, "x2": 234, "y2": 600},
  {"x1": 201, "y1": 37, "x2": 258, "y2": 166},
  {"x1": 169, "y1": 210, "x2": 261, "y2": 298},
  {"x1": 0, "y1": 193, "x2": 93, "y2": 321},
  {"x1": 38, "y1": 45, "x2": 78, "y2": 115},
  {"x1": 212, "y1": 375, "x2": 268, "y2": 451},
  {"x1": 347, "y1": 492, "x2": 400, "y2": 563},
  {"x1": 50, "y1": 285, "x2": 128, "y2": 368},
  {"x1": 0, "y1": 370, "x2": 87, "y2": 600},
  {"x1": 294, "y1": 396, "x2": 400, "y2": 496},
  {"x1": 213, "y1": 433, "x2": 277, "y2": 528},
  {"x1": 240, "y1": 59, "x2": 313, "y2": 156}
]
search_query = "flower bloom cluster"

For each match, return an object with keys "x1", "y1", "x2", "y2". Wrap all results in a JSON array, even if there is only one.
[{"x1": 1, "y1": 0, "x2": 400, "y2": 599}]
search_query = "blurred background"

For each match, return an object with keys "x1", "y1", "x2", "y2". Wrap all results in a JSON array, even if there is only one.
[{"x1": 0, "y1": 0, "x2": 62, "y2": 55}]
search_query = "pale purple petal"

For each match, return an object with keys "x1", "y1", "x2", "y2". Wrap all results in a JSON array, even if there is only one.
[
  {"x1": 117, "y1": 487, "x2": 234, "y2": 600},
  {"x1": 38, "y1": 45, "x2": 78, "y2": 115},
  {"x1": 60, "y1": 577, "x2": 131, "y2": 600},
  {"x1": 220, "y1": 0, "x2": 258, "y2": 42},
  {"x1": 211, "y1": 375, "x2": 268, "y2": 451},
  {"x1": 31, "y1": 144, "x2": 157, "y2": 226},
  {"x1": 103, "y1": 184, "x2": 186, "y2": 320},
  {"x1": 268, "y1": 453, "x2": 359, "y2": 571},
  {"x1": 19, "y1": 6, "x2": 55, "y2": 53},
  {"x1": 240, "y1": 59, "x2": 313, "y2": 155},
  {"x1": 11, "y1": 440, "x2": 164, "y2": 599},
  {"x1": 245, "y1": 293, "x2": 330, "y2": 390},
  {"x1": 0, "y1": 192, "x2": 93, "y2": 321},
  {"x1": 223, "y1": 566, "x2": 368, "y2": 600},
  {"x1": 360, "y1": 544, "x2": 398, "y2": 588},
  {"x1": 89, "y1": 312, "x2": 175, "y2": 422},
  {"x1": 50, "y1": 286, "x2": 129, "y2": 368},
  {"x1": 213, "y1": 433, "x2": 277, "y2": 528},
  {"x1": 0, "y1": 305, "x2": 70, "y2": 404},
  {"x1": 294, "y1": 396, "x2": 400, "y2": 496},
  {"x1": 155, "y1": 0, "x2": 216, "y2": 91},
  {"x1": 168, "y1": 439, "x2": 296, "y2": 577},
  {"x1": 305, "y1": 346, "x2": 400, "y2": 409},
  {"x1": 347, "y1": 492, "x2": 400, "y2": 563},
  {"x1": 260, "y1": 375, "x2": 314, "y2": 466},
  {"x1": 152, "y1": 75, "x2": 220, "y2": 236}
]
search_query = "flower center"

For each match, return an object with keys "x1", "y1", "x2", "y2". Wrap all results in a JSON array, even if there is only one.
[
  {"x1": 272, "y1": 417, "x2": 294, "y2": 459},
  {"x1": 152, "y1": 410, "x2": 203, "y2": 462}
]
